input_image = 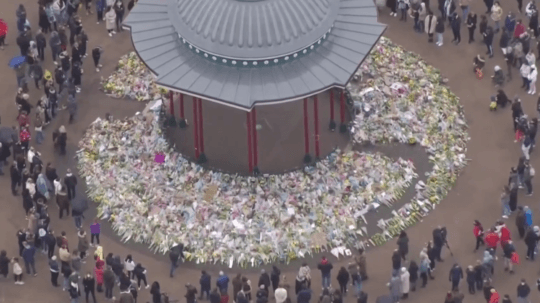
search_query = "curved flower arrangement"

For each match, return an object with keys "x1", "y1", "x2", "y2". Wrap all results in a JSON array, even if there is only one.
[{"x1": 79, "y1": 37, "x2": 468, "y2": 266}]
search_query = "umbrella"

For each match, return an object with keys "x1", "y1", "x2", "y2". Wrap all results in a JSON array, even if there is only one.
[
  {"x1": 0, "y1": 19, "x2": 7, "y2": 37},
  {"x1": 71, "y1": 198, "x2": 89, "y2": 213},
  {"x1": 0, "y1": 126, "x2": 17, "y2": 144},
  {"x1": 8, "y1": 56, "x2": 25, "y2": 69}
]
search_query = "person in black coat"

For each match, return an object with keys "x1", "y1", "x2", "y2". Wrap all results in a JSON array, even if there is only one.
[
  {"x1": 496, "y1": 89, "x2": 509, "y2": 108},
  {"x1": 199, "y1": 270, "x2": 211, "y2": 300},
  {"x1": 83, "y1": 272, "x2": 97, "y2": 303},
  {"x1": 114, "y1": 0, "x2": 126, "y2": 32},
  {"x1": 465, "y1": 266, "x2": 476, "y2": 294},
  {"x1": 270, "y1": 266, "x2": 280, "y2": 292},
  {"x1": 78, "y1": 30, "x2": 88, "y2": 57},
  {"x1": 524, "y1": 228, "x2": 539, "y2": 260},
  {"x1": 133, "y1": 263, "x2": 149, "y2": 289},
  {"x1": 448, "y1": 264, "x2": 464, "y2": 291},
  {"x1": 71, "y1": 43, "x2": 81, "y2": 66},
  {"x1": 432, "y1": 227, "x2": 445, "y2": 262},
  {"x1": 10, "y1": 162, "x2": 20, "y2": 195},
  {"x1": 450, "y1": 12, "x2": 462, "y2": 44},
  {"x1": 0, "y1": 250, "x2": 9, "y2": 278},
  {"x1": 408, "y1": 261, "x2": 419, "y2": 291},
  {"x1": 484, "y1": 26, "x2": 495, "y2": 58},
  {"x1": 36, "y1": 30, "x2": 47, "y2": 61},
  {"x1": 336, "y1": 267, "x2": 350, "y2": 295},
  {"x1": 391, "y1": 249, "x2": 401, "y2": 273},
  {"x1": 435, "y1": 16, "x2": 445, "y2": 46},
  {"x1": 467, "y1": 12, "x2": 477, "y2": 43},
  {"x1": 71, "y1": 62, "x2": 82, "y2": 87},
  {"x1": 258, "y1": 269, "x2": 271, "y2": 292}
]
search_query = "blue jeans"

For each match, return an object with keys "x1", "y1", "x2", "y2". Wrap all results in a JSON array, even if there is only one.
[
  {"x1": 63, "y1": 274, "x2": 69, "y2": 289},
  {"x1": 74, "y1": 216, "x2": 82, "y2": 229},
  {"x1": 322, "y1": 273, "x2": 331, "y2": 288},
  {"x1": 71, "y1": 298, "x2": 79, "y2": 303},
  {"x1": 461, "y1": 6, "x2": 469, "y2": 23},
  {"x1": 16, "y1": 75, "x2": 25, "y2": 87},
  {"x1": 437, "y1": 33, "x2": 443, "y2": 44},
  {"x1": 36, "y1": 130, "x2": 44, "y2": 144},
  {"x1": 24, "y1": 260, "x2": 36, "y2": 274}
]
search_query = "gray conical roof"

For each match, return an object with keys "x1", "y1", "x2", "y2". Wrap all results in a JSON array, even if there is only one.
[{"x1": 124, "y1": 0, "x2": 385, "y2": 110}]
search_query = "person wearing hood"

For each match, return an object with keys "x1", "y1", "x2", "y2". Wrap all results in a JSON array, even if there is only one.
[
  {"x1": 122, "y1": 254, "x2": 135, "y2": 279},
  {"x1": 492, "y1": 65, "x2": 505, "y2": 85},
  {"x1": 399, "y1": 267, "x2": 410, "y2": 299},
  {"x1": 483, "y1": 250, "x2": 495, "y2": 280},
  {"x1": 449, "y1": 263, "x2": 463, "y2": 291},
  {"x1": 169, "y1": 242, "x2": 184, "y2": 277},
  {"x1": 94, "y1": 260, "x2": 104, "y2": 293},
  {"x1": 419, "y1": 249, "x2": 431, "y2": 288},
  {"x1": 391, "y1": 249, "x2": 401, "y2": 276},
  {"x1": 467, "y1": 11, "x2": 477, "y2": 43},
  {"x1": 256, "y1": 284, "x2": 269, "y2": 301},
  {"x1": 16, "y1": 32, "x2": 30, "y2": 57},
  {"x1": 517, "y1": 279, "x2": 531, "y2": 302},
  {"x1": 209, "y1": 288, "x2": 221, "y2": 303},
  {"x1": 450, "y1": 12, "x2": 461, "y2": 44},
  {"x1": 525, "y1": 226, "x2": 539, "y2": 260},
  {"x1": 69, "y1": 280, "x2": 81, "y2": 301},
  {"x1": 336, "y1": 267, "x2": 349, "y2": 295},
  {"x1": 502, "y1": 241, "x2": 516, "y2": 273},
  {"x1": 105, "y1": 6, "x2": 117, "y2": 36},
  {"x1": 317, "y1": 256, "x2": 333, "y2": 289},
  {"x1": 268, "y1": 266, "x2": 280, "y2": 293},
  {"x1": 275, "y1": 284, "x2": 288, "y2": 303},
  {"x1": 103, "y1": 265, "x2": 116, "y2": 300},
  {"x1": 297, "y1": 285, "x2": 312, "y2": 303},
  {"x1": 388, "y1": 273, "x2": 402, "y2": 302},
  {"x1": 397, "y1": 231, "x2": 409, "y2": 260},
  {"x1": 436, "y1": 15, "x2": 445, "y2": 46},
  {"x1": 48, "y1": 255, "x2": 59, "y2": 287}
]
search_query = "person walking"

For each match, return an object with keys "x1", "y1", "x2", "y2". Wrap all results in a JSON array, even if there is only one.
[
  {"x1": 474, "y1": 260, "x2": 484, "y2": 291},
  {"x1": 523, "y1": 161, "x2": 534, "y2": 195},
  {"x1": 336, "y1": 267, "x2": 349, "y2": 296},
  {"x1": 397, "y1": 231, "x2": 409, "y2": 260},
  {"x1": 105, "y1": 6, "x2": 117, "y2": 36},
  {"x1": 77, "y1": 230, "x2": 89, "y2": 261},
  {"x1": 399, "y1": 267, "x2": 410, "y2": 299},
  {"x1": 36, "y1": 29, "x2": 46, "y2": 61},
  {"x1": 466, "y1": 265, "x2": 476, "y2": 294},
  {"x1": 467, "y1": 11, "x2": 477, "y2": 42},
  {"x1": 484, "y1": 26, "x2": 495, "y2": 58},
  {"x1": 391, "y1": 249, "x2": 401, "y2": 276},
  {"x1": 91, "y1": 46, "x2": 103, "y2": 72},
  {"x1": 83, "y1": 272, "x2": 97, "y2": 303},
  {"x1": 449, "y1": 264, "x2": 464, "y2": 291},
  {"x1": 432, "y1": 227, "x2": 445, "y2": 262},
  {"x1": 258, "y1": 269, "x2": 271, "y2": 292},
  {"x1": 524, "y1": 227, "x2": 538, "y2": 260},
  {"x1": 355, "y1": 249, "x2": 368, "y2": 281},
  {"x1": 528, "y1": 65, "x2": 538, "y2": 95},
  {"x1": 114, "y1": 0, "x2": 125, "y2": 32},
  {"x1": 199, "y1": 270, "x2": 211, "y2": 300},
  {"x1": 317, "y1": 256, "x2": 333, "y2": 289},
  {"x1": 503, "y1": 241, "x2": 516, "y2": 273},
  {"x1": 474, "y1": 220, "x2": 485, "y2": 251},
  {"x1": 22, "y1": 241, "x2": 36, "y2": 276},
  {"x1": 56, "y1": 126, "x2": 68, "y2": 155},
  {"x1": 56, "y1": 185, "x2": 70, "y2": 218},
  {"x1": 296, "y1": 263, "x2": 311, "y2": 294},
  {"x1": 169, "y1": 242, "x2": 184, "y2": 277},
  {"x1": 133, "y1": 263, "x2": 149, "y2": 290},
  {"x1": 64, "y1": 169, "x2": 77, "y2": 200},
  {"x1": 517, "y1": 279, "x2": 530, "y2": 303},
  {"x1": 12, "y1": 257, "x2": 24, "y2": 285}
]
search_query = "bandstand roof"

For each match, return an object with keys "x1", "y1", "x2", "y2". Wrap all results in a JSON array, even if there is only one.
[{"x1": 124, "y1": 0, "x2": 386, "y2": 110}]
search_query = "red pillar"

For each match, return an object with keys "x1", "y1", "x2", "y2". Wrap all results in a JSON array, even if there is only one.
[
  {"x1": 329, "y1": 90, "x2": 336, "y2": 131},
  {"x1": 252, "y1": 108, "x2": 258, "y2": 170},
  {"x1": 313, "y1": 96, "x2": 320, "y2": 158},
  {"x1": 246, "y1": 111, "x2": 253, "y2": 173},
  {"x1": 339, "y1": 90, "x2": 346, "y2": 133},
  {"x1": 192, "y1": 97, "x2": 199, "y2": 159},
  {"x1": 303, "y1": 98, "x2": 311, "y2": 163}
]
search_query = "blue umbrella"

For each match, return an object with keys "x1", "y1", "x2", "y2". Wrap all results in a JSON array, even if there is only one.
[{"x1": 8, "y1": 56, "x2": 25, "y2": 69}]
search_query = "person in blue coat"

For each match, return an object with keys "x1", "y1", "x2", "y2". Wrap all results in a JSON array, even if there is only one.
[
  {"x1": 96, "y1": 0, "x2": 106, "y2": 23},
  {"x1": 21, "y1": 241, "x2": 36, "y2": 276},
  {"x1": 297, "y1": 286, "x2": 312, "y2": 303},
  {"x1": 216, "y1": 271, "x2": 229, "y2": 294},
  {"x1": 525, "y1": 206, "x2": 533, "y2": 227}
]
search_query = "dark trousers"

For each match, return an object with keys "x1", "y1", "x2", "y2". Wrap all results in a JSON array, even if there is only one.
[
  {"x1": 137, "y1": 275, "x2": 148, "y2": 287},
  {"x1": 93, "y1": 55, "x2": 100, "y2": 67},
  {"x1": 48, "y1": 245, "x2": 55, "y2": 259},
  {"x1": 420, "y1": 273, "x2": 428, "y2": 287},
  {"x1": 468, "y1": 27, "x2": 475, "y2": 42},
  {"x1": 38, "y1": 46, "x2": 45, "y2": 61},
  {"x1": 452, "y1": 29, "x2": 461, "y2": 43},
  {"x1": 475, "y1": 279, "x2": 483, "y2": 290},
  {"x1": 97, "y1": 10, "x2": 103, "y2": 21},
  {"x1": 51, "y1": 271, "x2": 59, "y2": 286},
  {"x1": 339, "y1": 282, "x2": 347, "y2": 294},
  {"x1": 67, "y1": 186, "x2": 75, "y2": 200},
  {"x1": 434, "y1": 245, "x2": 443, "y2": 261},
  {"x1": 400, "y1": 8, "x2": 407, "y2": 21},
  {"x1": 59, "y1": 206, "x2": 70, "y2": 219},
  {"x1": 199, "y1": 287, "x2": 210, "y2": 300},
  {"x1": 527, "y1": 244, "x2": 536, "y2": 260},
  {"x1": 105, "y1": 285, "x2": 113, "y2": 299},
  {"x1": 524, "y1": 179, "x2": 533, "y2": 194},
  {"x1": 518, "y1": 226, "x2": 526, "y2": 238},
  {"x1": 11, "y1": 179, "x2": 19, "y2": 194},
  {"x1": 486, "y1": 44, "x2": 493, "y2": 56},
  {"x1": 428, "y1": 33, "x2": 434, "y2": 42},
  {"x1": 451, "y1": 279, "x2": 459, "y2": 291},
  {"x1": 467, "y1": 281, "x2": 475, "y2": 294},
  {"x1": 85, "y1": 289, "x2": 97, "y2": 303},
  {"x1": 91, "y1": 234, "x2": 100, "y2": 245},
  {"x1": 475, "y1": 236, "x2": 484, "y2": 250}
]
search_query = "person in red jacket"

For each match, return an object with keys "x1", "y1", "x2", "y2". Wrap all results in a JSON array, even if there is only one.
[
  {"x1": 489, "y1": 288, "x2": 500, "y2": 303},
  {"x1": 514, "y1": 19, "x2": 526, "y2": 38},
  {"x1": 485, "y1": 229, "x2": 500, "y2": 252},
  {"x1": 497, "y1": 222, "x2": 512, "y2": 247},
  {"x1": 94, "y1": 260, "x2": 104, "y2": 292},
  {"x1": 474, "y1": 220, "x2": 485, "y2": 251}
]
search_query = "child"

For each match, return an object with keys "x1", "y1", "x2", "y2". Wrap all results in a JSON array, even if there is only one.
[
  {"x1": 90, "y1": 218, "x2": 100, "y2": 246},
  {"x1": 92, "y1": 46, "x2": 103, "y2": 72},
  {"x1": 473, "y1": 54, "x2": 486, "y2": 77},
  {"x1": 490, "y1": 96, "x2": 498, "y2": 111},
  {"x1": 12, "y1": 258, "x2": 23, "y2": 285},
  {"x1": 492, "y1": 65, "x2": 505, "y2": 86}
]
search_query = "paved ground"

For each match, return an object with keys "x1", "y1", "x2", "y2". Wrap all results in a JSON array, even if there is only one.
[{"x1": 1, "y1": 0, "x2": 540, "y2": 303}]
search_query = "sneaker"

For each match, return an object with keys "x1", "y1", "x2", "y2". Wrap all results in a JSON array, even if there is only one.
[
  {"x1": 97, "y1": 21, "x2": 100, "y2": 24},
  {"x1": 145, "y1": 285, "x2": 150, "y2": 289},
  {"x1": 526, "y1": 192, "x2": 533, "y2": 196},
  {"x1": 108, "y1": 33, "x2": 112, "y2": 37},
  {"x1": 96, "y1": 68, "x2": 100, "y2": 72},
  {"x1": 19, "y1": 281, "x2": 25, "y2": 285},
  {"x1": 111, "y1": 31, "x2": 117, "y2": 34},
  {"x1": 53, "y1": 61, "x2": 58, "y2": 65},
  {"x1": 502, "y1": 215, "x2": 508, "y2": 219},
  {"x1": 98, "y1": 64, "x2": 103, "y2": 67}
]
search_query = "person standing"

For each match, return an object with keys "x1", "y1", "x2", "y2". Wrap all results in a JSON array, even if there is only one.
[
  {"x1": 217, "y1": 271, "x2": 230, "y2": 294},
  {"x1": 103, "y1": 265, "x2": 115, "y2": 300},
  {"x1": 94, "y1": 260, "x2": 104, "y2": 293},
  {"x1": 450, "y1": 12, "x2": 462, "y2": 44},
  {"x1": 83, "y1": 272, "x2": 97, "y2": 303},
  {"x1": 474, "y1": 220, "x2": 485, "y2": 251},
  {"x1": 503, "y1": 241, "x2": 516, "y2": 273},
  {"x1": 114, "y1": 0, "x2": 125, "y2": 32},
  {"x1": 432, "y1": 227, "x2": 445, "y2": 262},
  {"x1": 36, "y1": 29, "x2": 46, "y2": 62},
  {"x1": 10, "y1": 162, "x2": 21, "y2": 195},
  {"x1": 336, "y1": 267, "x2": 349, "y2": 296},
  {"x1": 56, "y1": 125, "x2": 67, "y2": 155},
  {"x1": 400, "y1": 267, "x2": 410, "y2": 299},
  {"x1": 389, "y1": 273, "x2": 402, "y2": 303},
  {"x1": 397, "y1": 231, "x2": 409, "y2": 260},
  {"x1": 524, "y1": 227, "x2": 538, "y2": 260},
  {"x1": 425, "y1": 12, "x2": 438, "y2": 42},
  {"x1": 466, "y1": 266, "x2": 476, "y2": 294},
  {"x1": 523, "y1": 161, "x2": 534, "y2": 195},
  {"x1": 419, "y1": 251, "x2": 431, "y2": 288},
  {"x1": 473, "y1": 260, "x2": 484, "y2": 291},
  {"x1": 355, "y1": 249, "x2": 367, "y2": 281},
  {"x1": 449, "y1": 264, "x2": 464, "y2": 291},
  {"x1": 270, "y1": 266, "x2": 280, "y2": 293},
  {"x1": 467, "y1": 12, "x2": 477, "y2": 43},
  {"x1": 124, "y1": 255, "x2": 135, "y2": 279},
  {"x1": 199, "y1": 271, "x2": 211, "y2": 301},
  {"x1": 391, "y1": 249, "x2": 401, "y2": 276},
  {"x1": 22, "y1": 241, "x2": 36, "y2": 277},
  {"x1": 12, "y1": 258, "x2": 24, "y2": 285},
  {"x1": 317, "y1": 256, "x2": 333, "y2": 289},
  {"x1": 407, "y1": 261, "x2": 418, "y2": 292},
  {"x1": 517, "y1": 279, "x2": 530, "y2": 303},
  {"x1": 484, "y1": 26, "x2": 495, "y2": 58},
  {"x1": 49, "y1": 255, "x2": 59, "y2": 287},
  {"x1": 258, "y1": 269, "x2": 271, "y2": 292}
]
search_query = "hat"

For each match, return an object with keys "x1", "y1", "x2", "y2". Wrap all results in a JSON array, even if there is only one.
[
  {"x1": 260, "y1": 285, "x2": 265, "y2": 289},
  {"x1": 534, "y1": 226, "x2": 540, "y2": 232},
  {"x1": 51, "y1": 256, "x2": 57, "y2": 260},
  {"x1": 261, "y1": 269, "x2": 265, "y2": 274},
  {"x1": 22, "y1": 94, "x2": 29, "y2": 100},
  {"x1": 491, "y1": 289, "x2": 496, "y2": 293},
  {"x1": 219, "y1": 271, "x2": 224, "y2": 275}
]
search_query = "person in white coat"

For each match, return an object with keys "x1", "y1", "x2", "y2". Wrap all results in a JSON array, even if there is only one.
[
  {"x1": 105, "y1": 6, "x2": 116, "y2": 36},
  {"x1": 124, "y1": 254, "x2": 136, "y2": 279},
  {"x1": 53, "y1": 177, "x2": 62, "y2": 194},
  {"x1": 26, "y1": 178, "x2": 36, "y2": 197},
  {"x1": 275, "y1": 284, "x2": 288, "y2": 303},
  {"x1": 529, "y1": 65, "x2": 538, "y2": 95},
  {"x1": 400, "y1": 267, "x2": 410, "y2": 299}
]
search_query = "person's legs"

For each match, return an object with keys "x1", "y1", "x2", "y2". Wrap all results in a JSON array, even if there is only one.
[
  {"x1": 468, "y1": 281, "x2": 475, "y2": 294},
  {"x1": 525, "y1": 180, "x2": 533, "y2": 194}
]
